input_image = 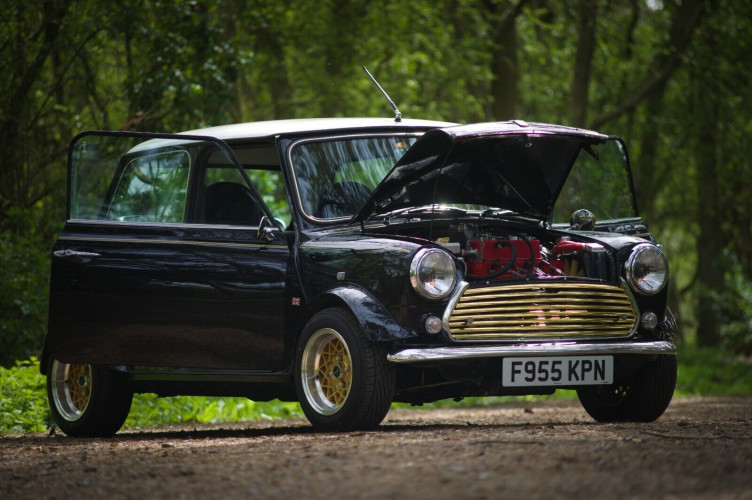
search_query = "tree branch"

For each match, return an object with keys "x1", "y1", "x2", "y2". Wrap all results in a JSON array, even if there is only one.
[
  {"x1": 589, "y1": 0, "x2": 711, "y2": 129},
  {"x1": 9, "y1": 2, "x2": 71, "y2": 112}
]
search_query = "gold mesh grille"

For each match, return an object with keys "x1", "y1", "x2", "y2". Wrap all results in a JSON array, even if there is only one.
[{"x1": 446, "y1": 282, "x2": 637, "y2": 341}]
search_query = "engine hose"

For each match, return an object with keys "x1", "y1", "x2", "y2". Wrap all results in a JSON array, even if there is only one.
[
  {"x1": 520, "y1": 234, "x2": 535, "y2": 276},
  {"x1": 466, "y1": 240, "x2": 517, "y2": 281}
]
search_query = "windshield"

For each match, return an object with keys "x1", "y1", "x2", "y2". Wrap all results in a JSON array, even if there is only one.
[{"x1": 289, "y1": 135, "x2": 417, "y2": 219}]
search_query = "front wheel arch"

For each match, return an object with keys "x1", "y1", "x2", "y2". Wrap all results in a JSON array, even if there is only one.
[{"x1": 307, "y1": 286, "x2": 416, "y2": 342}]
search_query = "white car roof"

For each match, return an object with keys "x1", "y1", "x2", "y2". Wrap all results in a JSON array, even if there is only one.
[
  {"x1": 126, "y1": 117, "x2": 456, "y2": 155},
  {"x1": 178, "y1": 117, "x2": 457, "y2": 141}
]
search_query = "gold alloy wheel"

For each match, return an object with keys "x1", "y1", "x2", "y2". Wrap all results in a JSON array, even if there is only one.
[
  {"x1": 50, "y1": 360, "x2": 92, "y2": 421},
  {"x1": 301, "y1": 328, "x2": 353, "y2": 415}
]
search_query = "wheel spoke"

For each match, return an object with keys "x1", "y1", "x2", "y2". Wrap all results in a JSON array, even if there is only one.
[
  {"x1": 50, "y1": 361, "x2": 93, "y2": 422},
  {"x1": 301, "y1": 328, "x2": 353, "y2": 415}
]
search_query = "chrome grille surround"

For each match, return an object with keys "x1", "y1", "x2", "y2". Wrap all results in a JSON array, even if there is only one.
[{"x1": 443, "y1": 280, "x2": 638, "y2": 342}]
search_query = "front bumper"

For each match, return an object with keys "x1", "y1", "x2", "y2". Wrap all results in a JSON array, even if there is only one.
[{"x1": 387, "y1": 340, "x2": 676, "y2": 364}]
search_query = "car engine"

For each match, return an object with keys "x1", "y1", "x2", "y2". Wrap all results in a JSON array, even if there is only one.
[{"x1": 439, "y1": 223, "x2": 609, "y2": 281}]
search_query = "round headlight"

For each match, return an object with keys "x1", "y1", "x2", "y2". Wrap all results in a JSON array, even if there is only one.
[
  {"x1": 410, "y1": 248, "x2": 457, "y2": 300},
  {"x1": 625, "y1": 243, "x2": 668, "y2": 295}
]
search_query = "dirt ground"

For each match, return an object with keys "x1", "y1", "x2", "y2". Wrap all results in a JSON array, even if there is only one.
[{"x1": 1, "y1": 396, "x2": 750, "y2": 499}]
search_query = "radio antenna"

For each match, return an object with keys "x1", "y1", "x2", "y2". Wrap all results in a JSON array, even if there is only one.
[{"x1": 362, "y1": 66, "x2": 402, "y2": 122}]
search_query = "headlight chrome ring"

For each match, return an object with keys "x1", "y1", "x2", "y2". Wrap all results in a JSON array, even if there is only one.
[
  {"x1": 625, "y1": 243, "x2": 668, "y2": 295},
  {"x1": 410, "y1": 248, "x2": 457, "y2": 300}
]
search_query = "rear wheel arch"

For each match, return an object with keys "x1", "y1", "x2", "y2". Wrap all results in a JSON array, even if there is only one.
[
  {"x1": 47, "y1": 358, "x2": 133, "y2": 437},
  {"x1": 39, "y1": 345, "x2": 50, "y2": 375}
]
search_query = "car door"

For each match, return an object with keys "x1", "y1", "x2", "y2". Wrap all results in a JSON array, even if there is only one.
[{"x1": 47, "y1": 132, "x2": 289, "y2": 371}]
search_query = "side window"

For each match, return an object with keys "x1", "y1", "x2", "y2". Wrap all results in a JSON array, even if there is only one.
[
  {"x1": 68, "y1": 133, "x2": 249, "y2": 224},
  {"x1": 200, "y1": 144, "x2": 290, "y2": 228},
  {"x1": 201, "y1": 166, "x2": 261, "y2": 226},
  {"x1": 107, "y1": 151, "x2": 190, "y2": 223},
  {"x1": 201, "y1": 166, "x2": 290, "y2": 227},
  {"x1": 246, "y1": 169, "x2": 291, "y2": 227}
]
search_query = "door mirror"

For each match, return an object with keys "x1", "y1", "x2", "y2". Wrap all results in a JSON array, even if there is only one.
[
  {"x1": 570, "y1": 209, "x2": 596, "y2": 230},
  {"x1": 257, "y1": 216, "x2": 283, "y2": 242}
]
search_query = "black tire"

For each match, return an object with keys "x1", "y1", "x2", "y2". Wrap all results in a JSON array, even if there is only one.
[
  {"x1": 47, "y1": 359, "x2": 133, "y2": 437},
  {"x1": 295, "y1": 308, "x2": 395, "y2": 432},
  {"x1": 577, "y1": 354, "x2": 677, "y2": 422}
]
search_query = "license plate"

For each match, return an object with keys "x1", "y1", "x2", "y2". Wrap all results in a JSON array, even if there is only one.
[{"x1": 502, "y1": 356, "x2": 613, "y2": 387}]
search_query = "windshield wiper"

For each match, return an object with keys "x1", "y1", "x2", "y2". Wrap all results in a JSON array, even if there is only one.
[
  {"x1": 480, "y1": 208, "x2": 513, "y2": 218},
  {"x1": 377, "y1": 205, "x2": 468, "y2": 223},
  {"x1": 479, "y1": 209, "x2": 538, "y2": 222}
]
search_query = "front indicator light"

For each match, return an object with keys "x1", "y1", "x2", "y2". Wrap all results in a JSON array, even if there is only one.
[
  {"x1": 641, "y1": 312, "x2": 658, "y2": 330},
  {"x1": 424, "y1": 315, "x2": 443, "y2": 334}
]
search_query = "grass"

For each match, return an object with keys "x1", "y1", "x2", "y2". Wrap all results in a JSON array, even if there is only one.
[
  {"x1": 1, "y1": 345, "x2": 749, "y2": 434},
  {"x1": 675, "y1": 345, "x2": 752, "y2": 396},
  {"x1": 125, "y1": 394, "x2": 303, "y2": 429}
]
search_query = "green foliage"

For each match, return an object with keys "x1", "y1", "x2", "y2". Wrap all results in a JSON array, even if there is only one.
[
  {"x1": 676, "y1": 345, "x2": 752, "y2": 396},
  {"x1": 715, "y1": 250, "x2": 752, "y2": 355},
  {"x1": 126, "y1": 395, "x2": 303, "y2": 429},
  {"x1": 0, "y1": 358, "x2": 50, "y2": 433},
  {"x1": 0, "y1": 358, "x2": 304, "y2": 434},
  {"x1": 112, "y1": 0, "x2": 245, "y2": 130},
  {"x1": 0, "y1": 226, "x2": 50, "y2": 367},
  {"x1": 2, "y1": 0, "x2": 752, "y2": 368}
]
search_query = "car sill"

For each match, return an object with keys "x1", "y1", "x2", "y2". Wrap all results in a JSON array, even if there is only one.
[{"x1": 387, "y1": 340, "x2": 676, "y2": 364}]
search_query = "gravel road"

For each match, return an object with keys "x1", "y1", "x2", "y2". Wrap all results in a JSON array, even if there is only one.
[{"x1": 2, "y1": 397, "x2": 750, "y2": 499}]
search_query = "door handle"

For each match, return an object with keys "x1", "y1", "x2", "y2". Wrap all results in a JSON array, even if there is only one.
[{"x1": 53, "y1": 249, "x2": 101, "y2": 258}]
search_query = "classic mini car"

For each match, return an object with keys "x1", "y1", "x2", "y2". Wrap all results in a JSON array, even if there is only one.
[{"x1": 42, "y1": 118, "x2": 677, "y2": 436}]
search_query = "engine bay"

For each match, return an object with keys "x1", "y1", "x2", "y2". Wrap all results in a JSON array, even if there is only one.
[{"x1": 437, "y1": 223, "x2": 610, "y2": 281}]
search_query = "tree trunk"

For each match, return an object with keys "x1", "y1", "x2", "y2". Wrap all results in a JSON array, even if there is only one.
[
  {"x1": 633, "y1": 85, "x2": 667, "y2": 226},
  {"x1": 490, "y1": 19, "x2": 520, "y2": 120},
  {"x1": 486, "y1": 0, "x2": 526, "y2": 120},
  {"x1": 696, "y1": 115, "x2": 724, "y2": 347},
  {"x1": 570, "y1": 0, "x2": 597, "y2": 128},
  {"x1": 693, "y1": 35, "x2": 724, "y2": 347}
]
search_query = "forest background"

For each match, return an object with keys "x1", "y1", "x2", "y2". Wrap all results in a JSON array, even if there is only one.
[{"x1": 1, "y1": 0, "x2": 751, "y2": 367}]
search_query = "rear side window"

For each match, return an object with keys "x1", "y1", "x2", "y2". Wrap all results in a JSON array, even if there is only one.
[{"x1": 106, "y1": 151, "x2": 190, "y2": 223}]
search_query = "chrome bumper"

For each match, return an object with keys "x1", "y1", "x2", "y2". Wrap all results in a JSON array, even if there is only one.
[{"x1": 387, "y1": 340, "x2": 676, "y2": 364}]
